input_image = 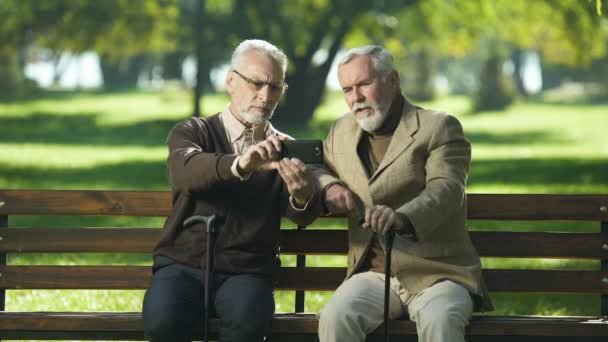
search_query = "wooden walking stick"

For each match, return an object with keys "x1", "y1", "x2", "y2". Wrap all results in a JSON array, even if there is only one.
[
  {"x1": 183, "y1": 214, "x2": 217, "y2": 342},
  {"x1": 383, "y1": 230, "x2": 395, "y2": 342}
]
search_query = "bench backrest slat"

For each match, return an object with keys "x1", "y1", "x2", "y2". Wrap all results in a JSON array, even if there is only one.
[
  {"x1": 0, "y1": 190, "x2": 171, "y2": 217},
  {"x1": 0, "y1": 190, "x2": 606, "y2": 315},
  {"x1": 0, "y1": 266, "x2": 606, "y2": 294},
  {"x1": 1, "y1": 190, "x2": 607, "y2": 221},
  {"x1": 0, "y1": 228, "x2": 604, "y2": 259}
]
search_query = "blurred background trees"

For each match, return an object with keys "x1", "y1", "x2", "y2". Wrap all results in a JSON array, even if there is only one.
[{"x1": 1, "y1": 0, "x2": 606, "y2": 122}]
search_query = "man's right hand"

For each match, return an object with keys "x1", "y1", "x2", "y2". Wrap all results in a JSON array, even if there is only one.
[
  {"x1": 238, "y1": 135, "x2": 286, "y2": 173},
  {"x1": 323, "y1": 183, "x2": 357, "y2": 215}
]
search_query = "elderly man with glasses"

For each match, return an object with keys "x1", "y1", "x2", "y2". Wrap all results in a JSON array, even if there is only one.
[{"x1": 142, "y1": 39, "x2": 321, "y2": 342}]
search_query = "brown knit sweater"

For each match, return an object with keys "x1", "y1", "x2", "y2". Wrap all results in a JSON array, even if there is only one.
[{"x1": 153, "y1": 114, "x2": 320, "y2": 275}]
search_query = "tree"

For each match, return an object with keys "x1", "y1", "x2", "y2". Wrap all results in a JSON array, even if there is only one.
[
  {"x1": 220, "y1": 0, "x2": 418, "y2": 126},
  {"x1": 0, "y1": 0, "x2": 179, "y2": 91}
]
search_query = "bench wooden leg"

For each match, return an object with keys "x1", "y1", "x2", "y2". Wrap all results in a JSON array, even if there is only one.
[
  {"x1": 601, "y1": 218, "x2": 608, "y2": 317},
  {"x1": 0, "y1": 214, "x2": 7, "y2": 342}
]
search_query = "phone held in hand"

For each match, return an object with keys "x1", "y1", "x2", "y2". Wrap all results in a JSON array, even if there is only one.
[{"x1": 280, "y1": 140, "x2": 324, "y2": 164}]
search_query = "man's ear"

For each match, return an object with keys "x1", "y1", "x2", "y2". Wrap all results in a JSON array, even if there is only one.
[
  {"x1": 225, "y1": 71, "x2": 234, "y2": 94},
  {"x1": 389, "y1": 70, "x2": 400, "y2": 90}
]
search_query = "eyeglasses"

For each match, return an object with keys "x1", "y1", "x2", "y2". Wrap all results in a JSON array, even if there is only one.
[{"x1": 232, "y1": 69, "x2": 288, "y2": 94}]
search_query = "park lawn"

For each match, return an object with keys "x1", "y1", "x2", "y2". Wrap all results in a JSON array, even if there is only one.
[{"x1": 1, "y1": 90, "x2": 607, "y2": 339}]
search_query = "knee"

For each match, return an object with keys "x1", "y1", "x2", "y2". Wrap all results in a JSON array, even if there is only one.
[
  {"x1": 421, "y1": 308, "x2": 468, "y2": 327},
  {"x1": 143, "y1": 296, "x2": 192, "y2": 341},
  {"x1": 143, "y1": 313, "x2": 185, "y2": 341},
  {"x1": 222, "y1": 315, "x2": 271, "y2": 341},
  {"x1": 319, "y1": 299, "x2": 361, "y2": 329},
  {"x1": 220, "y1": 298, "x2": 273, "y2": 341},
  {"x1": 414, "y1": 304, "x2": 470, "y2": 336}
]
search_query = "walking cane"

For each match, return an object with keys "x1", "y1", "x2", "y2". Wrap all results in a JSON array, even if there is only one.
[
  {"x1": 358, "y1": 207, "x2": 395, "y2": 342},
  {"x1": 383, "y1": 230, "x2": 395, "y2": 342},
  {"x1": 183, "y1": 214, "x2": 217, "y2": 342}
]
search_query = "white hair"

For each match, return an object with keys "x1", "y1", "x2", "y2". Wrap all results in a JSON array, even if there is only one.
[
  {"x1": 338, "y1": 45, "x2": 396, "y2": 80},
  {"x1": 230, "y1": 39, "x2": 288, "y2": 73}
]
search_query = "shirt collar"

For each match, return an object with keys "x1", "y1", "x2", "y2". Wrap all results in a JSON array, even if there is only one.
[{"x1": 220, "y1": 106, "x2": 275, "y2": 144}]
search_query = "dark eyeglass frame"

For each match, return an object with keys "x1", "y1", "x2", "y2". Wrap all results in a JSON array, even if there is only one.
[{"x1": 232, "y1": 69, "x2": 288, "y2": 93}]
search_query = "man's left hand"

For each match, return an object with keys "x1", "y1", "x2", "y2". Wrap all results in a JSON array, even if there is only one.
[
  {"x1": 278, "y1": 158, "x2": 314, "y2": 206},
  {"x1": 362, "y1": 205, "x2": 409, "y2": 235}
]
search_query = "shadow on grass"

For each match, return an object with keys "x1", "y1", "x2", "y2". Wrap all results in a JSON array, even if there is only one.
[
  {"x1": 469, "y1": 158, "x2": 608, "y2": 188},
  {"x1": 0, "y1": 88, "x2": 141, "y2": 104},
  {"x1": 467, "y1": 131, "x2": 569, "y2": 145},
  {"x1": 0, "y1": 111, "x2": 331, "y2": 146},
  {"x1": 0, "y1": 160, "x2": 168, "y2": 190},
  {"x1": 278, "y1": 120, "x2": 572, "y2": 145},
  {"x1": 0, "y1": 112, "x2": 177, "y2": 146},
  {"x1": 530, "y1": 93, "x2": 608, "y2": 106}
]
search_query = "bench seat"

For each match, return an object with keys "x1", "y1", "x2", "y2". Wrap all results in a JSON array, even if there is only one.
[{"x1": 0, "y1": 312, "x2": 606, "y2": 340}]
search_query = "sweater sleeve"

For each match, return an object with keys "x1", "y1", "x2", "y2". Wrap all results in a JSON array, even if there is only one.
[{"x1": 166, "y1": 118, "x2": 239, "y2": 193}]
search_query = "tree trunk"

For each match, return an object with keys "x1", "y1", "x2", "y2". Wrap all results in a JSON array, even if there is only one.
[
  {"x1": 273, "y1": 16, "x2": 351, "y2": 128},
  {"x1": 473, "y1": 47, "x2": 517, "y2": 112},
  {"x1": 193, "y1": 0, "x2": 206, "y2": 117},
  {"x1": 511, "y1": 48, "x2": 528, "y2": 96},
  {"x1": 275, "y1": 69, "x2": 324, "y2": 128},
  {"x1": 162, "y1": 51, "x2": 184, "y2": 81},
  {"x1": 100, "y1": 55, "x2": 145, "y2": 90},
  {"x1": 404, "y1": 45, "x2": 437, "y2": 101},
  {"x1": 0, "y1": 49, "x2": 24, "y2": 97}
]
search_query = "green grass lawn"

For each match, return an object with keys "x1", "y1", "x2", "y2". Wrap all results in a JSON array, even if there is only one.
[{"x1": 1, "y1": 90, "x2": 607, "y2": 340}]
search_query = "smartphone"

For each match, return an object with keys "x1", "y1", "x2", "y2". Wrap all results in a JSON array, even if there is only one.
[{"x1": 280, "y1": 140, "x2": 324, "y2": 164}]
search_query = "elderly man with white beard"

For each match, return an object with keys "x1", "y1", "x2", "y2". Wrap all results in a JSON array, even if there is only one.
[{"x1": 316, "y1": 45, "x2": 494, "y2": 342}]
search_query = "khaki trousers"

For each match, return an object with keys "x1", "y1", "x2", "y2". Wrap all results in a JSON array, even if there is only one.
[{"x1": 318, "y1": 271, "x2": 473, "y2": 342}]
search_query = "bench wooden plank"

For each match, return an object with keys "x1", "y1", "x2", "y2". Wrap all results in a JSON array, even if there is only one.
[
  {"x1": 1, "y1": 266, "x2": 606, "y2": 294},
  {"x1": 471, "y1": 231, "x2": 606, "y2": 259},
  {"x1": 0, "y1": 312, "x2": 606, "y2": 337},
  {"x1": 467, "y1": 194, "x2": 608, "y2": 221},
  {"x1": 0, "y1": 228, "x2": 159, "y2": 254},
  {"x1": 1, "y1": 229, "x2": 605, "y2": 259},
  {"x1": 0, "y1": 191, "x2": 606, "y2": 340},
  {"x1": 0, "y1": 190, "x2": 171, "y2": 217},
  {"x1": 1, "y1": 190, "x2": 607, "y2": 220}
]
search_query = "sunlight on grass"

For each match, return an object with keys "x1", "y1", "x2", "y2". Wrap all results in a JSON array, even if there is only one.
[
  {"x1": 0, "y1": 144, "x2": 165, "y2": 168},
  {"x1": 6, "y1": 290, "x2": 146, "y2": 312},
  {"x1": 481, "y1": 258, "x2": 599, "y2": 270}
]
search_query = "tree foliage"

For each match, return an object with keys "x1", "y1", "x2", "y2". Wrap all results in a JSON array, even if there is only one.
[
  {"x1": 0, "y1": 0, "x2": 179, "y2": 90},
  {"x1": 1, "y1": 0, "x2": 607, "y2": 114},
  {"x1": 217, "y1": 0, "x2": 419, "y2": 125},
  {"x1": 2, "y1": 0, "x2": 178, "y2": 56}
]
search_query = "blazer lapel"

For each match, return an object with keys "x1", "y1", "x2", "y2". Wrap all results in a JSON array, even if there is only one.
[
  {"x1": 369, "y1": 104, "x2": 419, "y2": 183},
  {"x1": 347, "y1": 120, "x2": 370, "y2": 181}
]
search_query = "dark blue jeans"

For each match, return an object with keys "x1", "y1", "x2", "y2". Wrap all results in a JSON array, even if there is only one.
[{"x1": 142, "y1": 256, "x2": 275, "y2": 342}]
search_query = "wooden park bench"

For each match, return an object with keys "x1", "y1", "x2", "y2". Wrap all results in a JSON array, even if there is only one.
[{"x1": 0, "y1": 189, "x2": 607, "y2": 341}]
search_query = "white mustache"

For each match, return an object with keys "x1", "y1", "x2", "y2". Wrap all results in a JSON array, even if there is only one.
[{"x1": 353, "y1": 102, "x2": 379, "y2": 113}]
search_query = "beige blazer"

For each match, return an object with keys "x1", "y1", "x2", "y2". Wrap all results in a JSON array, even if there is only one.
[{"x1": 318, "y1": 101, "x2": 494, "y2": 312}]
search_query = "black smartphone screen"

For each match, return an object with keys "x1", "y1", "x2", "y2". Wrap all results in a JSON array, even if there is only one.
[{"x1": 280, "y1": 140, "x2": 324, "y2": 164}]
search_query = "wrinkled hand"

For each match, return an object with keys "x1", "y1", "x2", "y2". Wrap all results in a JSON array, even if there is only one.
[
  {"x1": 278, "y1": 158, "x2": 314, "y2": 206},
  {"x1": 323, "y1": 183, "x2": 357, "y2": 215},
  {"x1": 362, "y1": 205, "x2": 406, "y2": 235},
  {"x1": 238, "y1": 135, "x2": 287, "y2": 173}
]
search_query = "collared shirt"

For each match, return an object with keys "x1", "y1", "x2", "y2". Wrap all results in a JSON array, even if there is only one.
[
  {"x1": 219, "y1": 106, "x2": 278, "y2": 154},
  {"x1": 219, "y1": 106, "x2": 278, "y2": 180},
  {"x1": 219, "y1": 106, "x2": 311, "y2": 211}
]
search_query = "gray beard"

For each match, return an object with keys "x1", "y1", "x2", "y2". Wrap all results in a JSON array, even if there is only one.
[
  {"x1": 240, "y1": 109, "x2": 273, "y2": 126},
  {"x1": 354, "y1": 105, "x2": 389, "y2": 133}
]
